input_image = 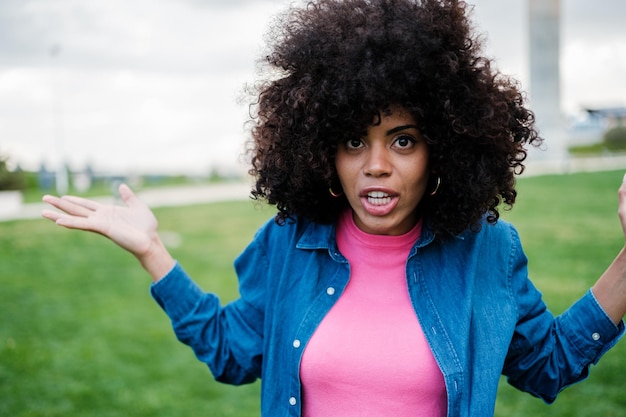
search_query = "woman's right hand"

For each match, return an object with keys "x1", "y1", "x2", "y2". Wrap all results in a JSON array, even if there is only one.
[{"x1": 42, "y1": 183, "x2": 175, "y2": 281}]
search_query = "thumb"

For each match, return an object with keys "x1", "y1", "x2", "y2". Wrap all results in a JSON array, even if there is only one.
[
  {"x1": 618, "y1": 174, "x2": 626, "y2": 233},
  {"x1": 118, "y1": 183, "x2": 138, "y2": 206}
]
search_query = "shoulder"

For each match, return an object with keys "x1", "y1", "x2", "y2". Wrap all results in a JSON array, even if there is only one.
[
  {"x1": 245, "y1": 215, "x2": 335, "y2": 254},
  {"x1": 430, "y1": 218, "x2": 527, "y2": 272},
  {"x1": 484, "y1": 218, "x2": 521, "y2": 243},
  {"x1": 234, "y1": 216, "x2": 336, "y2": 292},
  {"x1": 444, "y1": 217, "x2": 522, "y2": 249}
]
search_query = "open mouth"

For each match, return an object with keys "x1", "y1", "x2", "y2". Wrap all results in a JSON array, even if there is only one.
[{"x1": 366, "y1": 191, "x2": 393, "y2": 206}]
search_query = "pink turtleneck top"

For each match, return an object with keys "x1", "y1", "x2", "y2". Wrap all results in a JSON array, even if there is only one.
[{"x1": 300, "y1": 210, "x2": 447, "y2": 417}]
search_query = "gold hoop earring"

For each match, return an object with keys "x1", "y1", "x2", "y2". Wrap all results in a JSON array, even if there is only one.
[
  {"x1": 430, "y1": 176, "x2": 441, "y2": 196},
  {"x1": 329, "y1": 187, "x2": 343, "y2": 198}
]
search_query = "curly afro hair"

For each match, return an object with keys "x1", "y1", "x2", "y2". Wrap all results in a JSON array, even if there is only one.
[{"x1": 247, "y1": 0, "x2": 542, "y2": 237}]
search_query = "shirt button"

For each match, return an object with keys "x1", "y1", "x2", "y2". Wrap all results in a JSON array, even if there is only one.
[
  {"x1": 592, "y1": 332, "x2": 601, "y2": 341},
  {"x1": 293, "y1": 339, "x2": 301, "y2": 348},
  {"x1": 289, "y1": 397, "x2": 297, "y2": 406},
  {"x1": 326, "y1": 287, "x2": 336, "y2": 295}
]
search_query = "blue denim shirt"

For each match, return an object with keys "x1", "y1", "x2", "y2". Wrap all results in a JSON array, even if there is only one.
[{"x1": 151, "y1": 216, "x2": 624, "y2": 417}]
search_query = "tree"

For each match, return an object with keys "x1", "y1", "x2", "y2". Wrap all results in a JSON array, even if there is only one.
[
  {"x1": 0, "y1": 154, "x2": 25, "y2": 191},
  {"x1": 603, "y1": 125, "x2": 626, "y2": 151}
]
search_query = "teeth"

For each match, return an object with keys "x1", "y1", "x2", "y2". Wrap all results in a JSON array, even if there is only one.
[
  {"x1": 366, "y1": 191, "x2": 392, "y2": 206},
  {"x1": 367, "y1": 191, "x2": 388, "y2": 198}
]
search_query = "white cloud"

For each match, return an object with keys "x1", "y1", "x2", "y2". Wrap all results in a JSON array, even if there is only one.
[
  {"x1": 0, "y1": 0, "x2": 625, "y2": 174},
  {"x1": 1, "y1": 66, "x2": 254, "y2": 173},
  {"x1": 0, "y1": 0, "x2": 287, "y2": 173},
  {"x1": 562, "y1": 40, "x2": 626, "y2": 111}
]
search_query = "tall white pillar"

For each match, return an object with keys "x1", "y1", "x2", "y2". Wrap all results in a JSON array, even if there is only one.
[
  {"x1": 527, "y1": 0, "x2": 567, "y2": 172},
  {"x1": 50, "y1": 43, "x2": 69, "y2": 195}
]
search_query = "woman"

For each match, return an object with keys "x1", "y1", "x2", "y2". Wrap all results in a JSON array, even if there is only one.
[{"x1": 42, "y1": 0, "x2": 626, "y2": 416}]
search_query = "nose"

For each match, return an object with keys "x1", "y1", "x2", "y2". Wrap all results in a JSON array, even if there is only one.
[{"x1": 364, "y1": 144, "x2": 392, "y2": 177}]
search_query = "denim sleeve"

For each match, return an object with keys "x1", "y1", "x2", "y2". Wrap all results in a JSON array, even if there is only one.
[
  {"x1": 150, "y1": 262, "x2": 260, "y2": 385},
  {"x1": 502, "y1": 227, "x2": 625, "y2": 403}
]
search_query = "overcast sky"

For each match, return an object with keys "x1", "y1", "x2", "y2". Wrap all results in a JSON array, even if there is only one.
[{"x1": 1, "y1": 0, "x2": 625, "y2": 175}]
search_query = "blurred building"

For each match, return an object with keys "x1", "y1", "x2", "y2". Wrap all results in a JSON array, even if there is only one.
[
  {"x1": 528, "y1": 0, "x2": 566, "y2": 166},
  {"x1": 568, "y1": 107, "x2": 626, "y2": 147}
]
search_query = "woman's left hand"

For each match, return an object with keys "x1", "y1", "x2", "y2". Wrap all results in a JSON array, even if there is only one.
[{"x1": 618, "y1": 173, "x2": 626, "y2": 241}]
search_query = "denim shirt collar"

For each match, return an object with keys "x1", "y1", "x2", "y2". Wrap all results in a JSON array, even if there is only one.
[{"x1": 295, "y1": 215, "x2": 437, "y2": 259}]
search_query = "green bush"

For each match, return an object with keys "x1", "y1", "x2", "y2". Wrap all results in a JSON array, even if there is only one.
[
  {"x1": 0, "y1": 154, "x2": 25, "y2": 191},
  {"x1": 603, "y1": 125, "x2": 626, "y2": 151}
]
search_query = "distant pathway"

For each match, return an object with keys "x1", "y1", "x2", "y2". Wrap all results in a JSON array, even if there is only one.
[
  {"x1": 0, "y1": 181, "x2": 253, "y2": 222},
  {"x1": 3, "y1": 155, "x2": 626, "y2": 223}
]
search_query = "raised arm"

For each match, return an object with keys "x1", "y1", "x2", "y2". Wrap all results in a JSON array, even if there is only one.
[
  {"x1": 42, "y1": 183, "x2": 175, "y2": 281},
  {"x1": 592, "y1": 173, "x2": 626, "y2": 324}
]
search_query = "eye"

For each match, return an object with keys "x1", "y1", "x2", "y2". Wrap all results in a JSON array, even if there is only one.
[
  {"x1": 345, "y1": 138, "x2": 364, "y2": 150},
  {"x1": 393, "y1": 134, "x2": 417, "y2": 149}
]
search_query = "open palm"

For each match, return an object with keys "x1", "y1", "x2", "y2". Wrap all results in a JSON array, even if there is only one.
[{"x1": 42, "y1": 184, "x2": 158, "y2": 259}]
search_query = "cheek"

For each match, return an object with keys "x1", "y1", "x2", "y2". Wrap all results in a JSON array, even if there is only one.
[
  {"x1": 335, "y1": 155, "x2": 355, "y2": 186},
  {"x1": 404, "y1": 162, "x2": 430, "y2": 198}
]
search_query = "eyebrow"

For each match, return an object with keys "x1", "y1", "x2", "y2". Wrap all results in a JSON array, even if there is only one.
[{"x1": 386, "y1": 124, "x2": 419, "y2": 136}]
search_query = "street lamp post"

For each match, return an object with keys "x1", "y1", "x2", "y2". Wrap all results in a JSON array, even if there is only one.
[{"x1": 50, "y1": 43, "x2": 69, "y2": 195}]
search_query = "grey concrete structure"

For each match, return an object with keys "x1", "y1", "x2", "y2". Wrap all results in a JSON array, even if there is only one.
[{"x1": 528, "y1": 0, "x2": 567, "y2": 169}]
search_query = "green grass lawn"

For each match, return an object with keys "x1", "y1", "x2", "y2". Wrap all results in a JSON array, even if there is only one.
[
  {"x1": 1, "y1": 170, "x2": 626, "y2": 416},
  {"x1": 496, "y1": 170, "x2": 626, "y2": 417}
]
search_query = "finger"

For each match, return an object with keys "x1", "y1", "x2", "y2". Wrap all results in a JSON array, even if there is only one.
[
  {"x1": 42, "y1": 194, "x2": 61, "y2": 205},
  {"x1": 43, "y1": 194, "x2": 86, "y2": 211},
  {"x1": 118, "y1": 183, "x2": 143, "y2": 208},
  {"x1": 43, "y1": 195, "x2": 99, "y2": 218},
  {"x1": 619, "y1": 173, "x2": 626, "y2": 204},
  {"x1": 42, "y1": 194, "x2": 97, "y2": 209},
  {"x1": 60, "y1": 195, "x2": 100, "y2": 211},
  {"x1": 41, "y1": 209, "x2": 100, "y2": 233},
  {"x1": 618, "y1": 173, "x2": 626, "y2": 228},
  {"x1": 42, "y1": 195, "x2": 85, "y2": 216},
  {"x1": 41, "y1": 208, "x2": 63, "y2": 222},
  {"x1": 54, "y1": 215, "x2": 98, "y2": 231}
]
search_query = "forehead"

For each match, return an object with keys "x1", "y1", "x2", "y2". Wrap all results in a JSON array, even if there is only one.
[{"x1": 370, "y1": 105, "x2": 418, "y2": 127}]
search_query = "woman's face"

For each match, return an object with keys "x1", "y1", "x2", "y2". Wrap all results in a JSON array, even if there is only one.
[{"x1": 335, "y1": 107, "x2": 430, "y2": 235}]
